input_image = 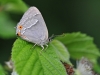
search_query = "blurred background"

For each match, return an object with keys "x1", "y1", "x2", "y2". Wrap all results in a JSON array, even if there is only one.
[{"x1": 0, "y1": 0, "x2": 100, "y2": 74}]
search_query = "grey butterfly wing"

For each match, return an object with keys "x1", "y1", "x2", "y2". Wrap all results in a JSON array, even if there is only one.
[
  {"x1": 17, "y1": 7, "x2": 48, "y2": 45},
  {"x1": 17, "y1": 7, "x2": 40, "y2": 29},
  {"x1": 24, "y1": 14, "x2": 48, "y2": 44}
]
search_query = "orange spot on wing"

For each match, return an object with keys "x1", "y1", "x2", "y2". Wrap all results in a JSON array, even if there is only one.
[
  {"x1": 17, "y1": 32, "x2": 21, "y2": 36},
  {"x1": 18, "y1": 25, "x2": 23, "y2": 30}
]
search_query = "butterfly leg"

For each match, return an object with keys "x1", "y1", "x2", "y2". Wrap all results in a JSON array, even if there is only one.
[
  {"x1": 44, "y1": 44, "x2": 48, "y2": 51},
  {"x1": 33, "y1": 43, "x2": 37, "y2": 47},
  {"x1": 41, "y1": 45, "x2": 44, "y2": 50},
  {"x1": 40, "y1": 45, "x2": 44, "y2": 54},
  {"x1": 30, "y1": 43, "x2": 37, "y2": 50}
]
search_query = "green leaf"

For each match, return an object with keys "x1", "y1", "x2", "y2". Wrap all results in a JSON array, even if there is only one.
[
  {"x1": 55, "y1": 32, "x2": 100, "y2": 63},
  {"x1": 0, "y1": 0, "x2": 19, "y2": 4},
  {"x1": 0, "y1": 65, "x2": 6, "y2": 75},
  {"x1": 0, "y1": 0, "x2": 28, "y2": 13},
  {"x1": 0, "y1": 11, "x2": 16, "y2": 39},
  {"x1": 51, "y1": 40, "x2": 71, "y2": 64},
  {"x1": 94, "y1": 63, "x2": 100, "y2": 74},
  {"x1": 11, "y1": 38, "x2": 68, "y2": 75}
]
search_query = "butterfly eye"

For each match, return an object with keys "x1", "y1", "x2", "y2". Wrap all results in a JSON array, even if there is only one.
[{"x1": 18, "y1": 25, "x2": 23, "y2": 30}]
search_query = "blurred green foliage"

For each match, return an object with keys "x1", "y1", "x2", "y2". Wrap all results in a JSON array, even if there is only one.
[
  {"x1": 0, "y1": 65, "x2": 6, "y2": 75},
  {"x1": 0, "y1": 0, "x2": 100, "y2": 75},
  {"x1": 0, "y1": 11, "x2": 15, "y2": 39},
  {"x1": 55, "y1": 32, "x2": 100, "y2": 63},
  {"x1": 0, "y1": 0, "x2": 28, "y2": 13},
  {"x1": 0, "y1": 0, "x2": 28, "y2": 39}
]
